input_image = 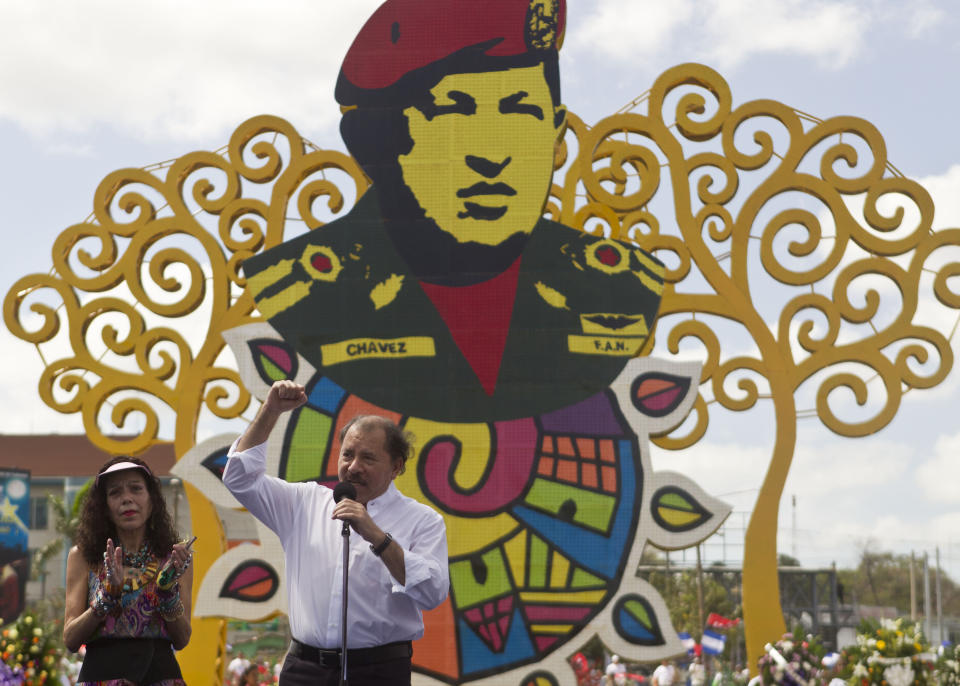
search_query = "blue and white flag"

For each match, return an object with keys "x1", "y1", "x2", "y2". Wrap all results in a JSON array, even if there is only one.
[
  {"x1": 678, "y1": 632, "x2": 696, "y2": 654},
  {"x1": 701, "y1": 629, "x2": 726, "y2": 655}
]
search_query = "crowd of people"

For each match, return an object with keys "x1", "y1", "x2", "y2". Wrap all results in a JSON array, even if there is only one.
[{"x1": 588, "y1": 655, "x2": 757, "y2": 686}]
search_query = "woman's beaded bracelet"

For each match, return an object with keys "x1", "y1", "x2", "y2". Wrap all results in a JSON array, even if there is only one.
[
  {"x1": 91, "y1": 584, "x2": 118, "y2": 618},
  {"x1": 161, "y1": 601, "x2": 185, "y2": 622}
]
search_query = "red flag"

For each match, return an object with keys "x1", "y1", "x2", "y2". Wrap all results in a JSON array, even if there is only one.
[{"x1": 706, "y1": 612, "x2": 741, "y2": 629}]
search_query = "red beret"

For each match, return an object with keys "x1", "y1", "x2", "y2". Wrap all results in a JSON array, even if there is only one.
[{"x1": 339, "y1": 0, "x2": 565, "y2": 96}]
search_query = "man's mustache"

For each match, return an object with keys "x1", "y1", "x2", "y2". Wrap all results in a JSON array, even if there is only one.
[{"x1": 457, "y1": 182, "x2": 516, "y2": 198}]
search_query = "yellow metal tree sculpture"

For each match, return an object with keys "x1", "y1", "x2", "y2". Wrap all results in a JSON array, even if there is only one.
[{"x1": 5, "y1": 64, "x2": 960, "y2": 681}]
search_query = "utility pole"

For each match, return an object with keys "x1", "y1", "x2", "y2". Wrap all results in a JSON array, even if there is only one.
[
  {"x1": 923, "y1": 552, "x2": 932, "y2": 642},
  {"x1": 696, "y1": 543, "x2": 705, "y2": 633},
  {"x1": 910, "y1": 551, "x2": 916, "y2": 621},
  {"x1": 791, "y1": 495, "x2": 797, "y2": 559},
  {"x1": 665, "y1": 549, "x2": 671, "y2": 597},
  {"x1": 936, "y1": 547, "x2": 943, "y2": 645}
]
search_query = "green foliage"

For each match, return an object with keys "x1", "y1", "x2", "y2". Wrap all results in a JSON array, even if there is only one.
[
  {"x1": 640, "y1": 548, "x2": 743, "y2": 663},
  {"x1": 836, "y1": 549, "x2": 960, "y2": 617},
  {"x1": 777, "y1": 554, "x2": 801, "y2": 567},
  {"x1": 644, "y1": 566, "x2": 739, "y2": 637}
]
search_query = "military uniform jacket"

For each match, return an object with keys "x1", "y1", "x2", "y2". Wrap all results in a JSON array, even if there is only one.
[{"x1": 243, "y1": 188, "x2": 664, "y2": 422}]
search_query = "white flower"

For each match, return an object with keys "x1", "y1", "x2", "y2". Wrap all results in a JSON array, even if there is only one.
[
  {"x1": 883, "y1": 663, "x2": 915, "y2": 686},
  {"x1": 853, "y1": 664, "x2": 869, "y2": 678}
]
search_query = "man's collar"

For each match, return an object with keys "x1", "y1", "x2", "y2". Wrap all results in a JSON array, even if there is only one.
[{"x1": 366, "y1": 481, "x2": 400, "y2": 509}]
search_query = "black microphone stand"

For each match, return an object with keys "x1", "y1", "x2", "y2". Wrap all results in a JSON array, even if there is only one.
[
  {"x1": 332, "y1": 481, "x2": 356, "y2": 686},
  {"x1": 341, "y1": 518, "x2": 350, "y2": 686}
]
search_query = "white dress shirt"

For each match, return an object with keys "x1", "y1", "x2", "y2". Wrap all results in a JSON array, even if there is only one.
[{"x1": 223, "y1": 440, "x2": 449, "y2": 648}]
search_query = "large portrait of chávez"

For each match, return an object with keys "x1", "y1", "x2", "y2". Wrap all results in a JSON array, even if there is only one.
[{"x1": 242, "y1": 0, "x2": 664, "y2": 423}]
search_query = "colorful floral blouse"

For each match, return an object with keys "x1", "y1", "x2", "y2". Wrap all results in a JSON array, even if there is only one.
[{"x1": 77, "y1": 561, "x2": 186, "y2": 686}]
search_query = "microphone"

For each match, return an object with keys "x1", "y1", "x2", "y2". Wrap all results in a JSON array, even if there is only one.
[
  {"x1": 333, "y1": 481, "x2": 357, "y2": 503},
  {"x1": 333, "y1": 481, "x2": 357, "y2": 536}
]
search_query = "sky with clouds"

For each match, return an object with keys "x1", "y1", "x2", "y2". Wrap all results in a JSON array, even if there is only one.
[{"x1": 1, "y1": 0, "x2": 959, "y2": 583}]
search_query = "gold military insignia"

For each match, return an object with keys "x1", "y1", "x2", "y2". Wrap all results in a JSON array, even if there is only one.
[
  {"x1": 534, "y1": 281, "x2": 569, "y2": 310},
  {"x1": 632, "y1": 248, "x2": 666, "y2": 296},
  {"x1": 569, "y1": 312, "x2": 650, "y2": 357},
  {"x1": 585, "y1": 240, "x2": 631, "y2": 275},
  {"x1": 526, "y1": 0, "x2": 561, "y2": 50},
  {"x1": 370, "y1": 273, "x2": 405, "y2": 310},
  {"x1": 246, "y1": 244, "x2": 346, "y2": 319},
  {"x1": 300, "y1": 245, "x2": 343, "y2": 282},
  {"x1": 579, "y1": 240, "x2": 666, "y2": 297},
  {"x1": 581, "y1": 313, "x2": 649, "y2": 337}
]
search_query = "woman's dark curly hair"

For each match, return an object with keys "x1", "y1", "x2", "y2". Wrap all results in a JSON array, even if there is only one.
[{"x1": 74, "y1": 456, "x2": 179, "y2": 567}]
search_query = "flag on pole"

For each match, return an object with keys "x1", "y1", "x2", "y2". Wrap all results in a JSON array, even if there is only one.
[
  {"x1": 706, "y1": 612, "x2": 741, "y2": 629},
  {"x1": 678, "y1": 632, "x2": 696, "y2": 654},
  {"x1": 701, "y1": 629, "x2": 726, "y2": 655}
]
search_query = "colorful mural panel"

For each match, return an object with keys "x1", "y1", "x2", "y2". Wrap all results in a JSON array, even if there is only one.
[{"x1": 175, "y1": 324, "x2": 730, "y2": 684}]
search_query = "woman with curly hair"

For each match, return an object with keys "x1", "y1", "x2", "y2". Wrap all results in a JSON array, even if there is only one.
[{"x1": 63, "y1": 456, "x2": 195, "y2": 685}]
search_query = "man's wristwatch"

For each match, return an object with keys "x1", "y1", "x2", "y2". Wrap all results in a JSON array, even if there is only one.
[{"x1": 370, "y1": 532, "x2": 393, "y2": 557}]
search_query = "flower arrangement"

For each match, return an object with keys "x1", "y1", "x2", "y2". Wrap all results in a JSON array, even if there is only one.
[
  {"x1": 935, "y1": 643, "x2": 960, "y2": 686},
  {"x1": 839, "y1": 618, "x2": 936, "y2": 686},
  {"x1": 0, "y1": 611, "x2": 61, "y2": 686},
  {"x1": 756, "y1": 632, "x2": 825, "y2": 685}
]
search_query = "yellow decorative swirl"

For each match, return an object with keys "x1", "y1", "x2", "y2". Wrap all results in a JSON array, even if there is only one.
[
  {"x1": 2, "y1": 113, "x2": 372, "y2": 685},
  {"x1": 553, "y1": 63, "x2": 959, "y2": 672}
]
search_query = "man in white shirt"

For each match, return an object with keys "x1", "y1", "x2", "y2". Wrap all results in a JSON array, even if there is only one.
[
  {"x1": 226, "y1": 655, "x2": 250, "y2": 685},
  {"x1": 605, "y1": 654, "x2": 627, "y2": 685},
  {"x1": 688, "y1": 656, "x2": 706, "y2": 686},
  {"x1": 223, "y1": 380, "x2": 449, "y2": 686},
  {"x1": 651, "y1": 659, "x2": 677, "y2": 686}
]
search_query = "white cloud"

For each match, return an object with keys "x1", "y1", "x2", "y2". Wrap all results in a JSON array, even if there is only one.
[
  {"x1": 919, "y1": 164, "x2": 960, "y2": 230},
  {"x1": 700, "y1": 0, "x2": 867, "y2": 69},
  {"x1": 902, "y1": 1, "x2": 945, "y2": 38},
  {"x1": 570, "y1": 0, "x2": 868, "y2": 70},
  {"x1": 790, "y1": 438, "x2": 909, "y2": 493},
  {"x1": 652, "y1": 438, "x2": 769, "y2": 504},
  {"x1": 916, "y1": 430, "x2": 960, "y2": 503},
  {"x1": 0, "y1": 0, "x2": 382, "y2": 142},
  {"x1": 569, "y1": 0, "x2": 695, "y2": 60},
  {"x1": 0, "y1": 328, "x2": 85, "y2": 434}
]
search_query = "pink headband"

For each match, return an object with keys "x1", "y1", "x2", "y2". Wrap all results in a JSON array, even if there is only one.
[{"x1": 95, "y1": 461, "x2": 151, "y2": 487}]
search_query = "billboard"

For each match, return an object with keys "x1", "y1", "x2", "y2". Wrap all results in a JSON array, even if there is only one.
[{"x1": 0, "y1": 469, "x2": 30, "y2": 624}]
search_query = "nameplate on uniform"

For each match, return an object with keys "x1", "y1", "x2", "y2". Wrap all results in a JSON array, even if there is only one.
[
  {"x1": 321, "y1": 337, "x2": 437, "y2": 365},
  {"x1": 568, "y1": 335, "x2": 647, "y2": 356}
]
